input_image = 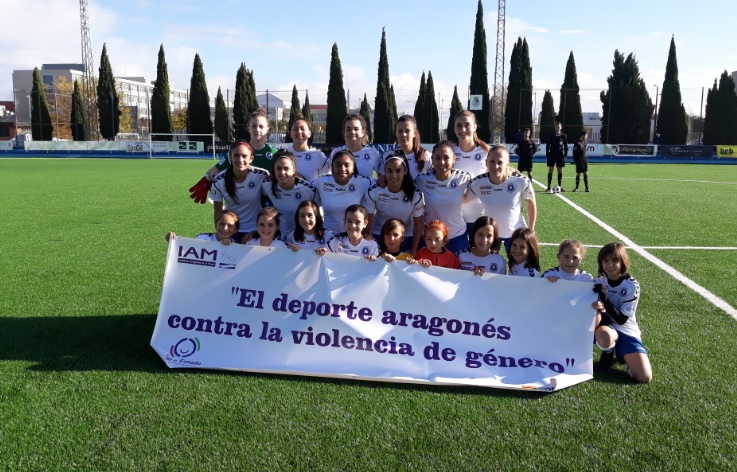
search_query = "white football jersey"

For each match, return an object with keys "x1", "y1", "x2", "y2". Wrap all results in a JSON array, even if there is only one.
[
  {"x1": 261, "y1": 178, "x2": 317, "y2": 234},
  {"x1": 380, "y1": 149, "x2": 432, "y2": 181},
  {"x1": 468, "y1": 173, "x2": 536, "y2": 238},
  {"x1": 509, "y1": 262, "x2": 540, "y2": 278},
  {"x1": 287, "y1": 146, "x2": 329, "y2": 182},
  {"x1": 210, "y1": 167, "x2": 270, "y2": 232},
  {"x1": 247, "y1": 238, "x2": 288, "y2": 249},
  {"x1": 330, "y1": 145, "x2": 382, "y2": 178},
  {"x1": 415, "y1": 169, "x2": 473, "y2": 239},
  {"x1": 362, "y1": 184, "x2": 424, "y2": 236},
  {"x1": 542, "y1": 266, "x2": 594, "y2": 282},
  {"x1": 285, "y1": 230, "x2": 334, "y2": 250},
  {"x1": 327, "y1": 234, "x2": 379, "y2": 257},
  {"x1": 312, "y1": 175, "x2": 373, "y2": 233},
  {"x1": 594, "y1": 274, "x2": 642, "y2": 340},
  {"x1": 454, "y1": 144, "x2": 488, "y2": 223},
  {"x1": 195, "y1": 233, "x2": 218, "y2": 241},
  {"x1": 457, "y1": 249, "x2": 506, "y2": 275}
]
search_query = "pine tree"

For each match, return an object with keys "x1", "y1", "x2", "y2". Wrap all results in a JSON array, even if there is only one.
[
  {"x1": 469, "y1": 0, "x2": 491, "y2": 142},
  {"x1": 600, "y1": 51, "x2": 654, "y2": 144},
  {"x1": 214, "y1": 86, "x2": 229, "y2": 141},
  {"x1": 657, "y1": 36, "x2": 688, "y2": 144},
  {"x1": 504, "y1": 38, "x2": 522, "y2": 143},
  {"x1": 425, "y1": 71, "x2": 440, "y2": 143},
  {"x1": 285, "y1": 85, "x2": 301, "y2": 143},
  {"x1": 519, "y1": 39, "x2": 534, "y2": 136},
  {"x1": 558, "y1": 51, "x2": 584, "y2": 143},
  {"x1": 187, "y1": 53, "x2": 213, "y2": 142},
  {"x1": 301, "y1": 90, "x2": 314, "y2": 130},
  {"x1": 151, "y1": 44, "x2": 173, "y2": 139},
  {"x1": 326, "y1": 43, "x2": 347, "y2": 143},
  {"x1": 96, "y1": 43, "x2": 120, "y2": 140},
  {"x1": 374, "y1": 28, "x2": 395, "y2": 144},
  {"x1": 360, "y1": 93, "x2": 373, "y2": 143},
  {"x1": 446, "y1": 85, "x2": 464, "y2": 142},
  {"x1": 30, "y1": 67, "x2": 53, "y2": 141},
  {"x1": 702, "y1": 71, "x2": 737, "y2": 145},
  {"x1": 70, "y1": 79, "x2": 88, "y2": 141},
  {"x1": 538, "y1": 90, "x2": 556, "y2": 144},
  {"x1": 414, "y1": 72, "x2": 427, "y2": 138}
]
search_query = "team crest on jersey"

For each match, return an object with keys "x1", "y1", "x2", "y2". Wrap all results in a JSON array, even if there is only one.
[
  {"x1": 363, "y1": 153, "x2": 370, "y2": 160},
  {"x1": 349, "y1": 184, "x2": 356, "y2": 192},
  {"x1": 450, "y1": 181, "x2": 458, "y2": 188},
  {"x1": 491, "y1": 263, "x2": 498, "y2": 272},
  {"x1": 266, "y1": 152, "x2": 273, "y2": 160},
  {"x1": 620, "y1": 288, "x2": 627, "y2": 296},
  {"x1": 475, "y1": 153, "x2": 482, "y2": 161},
  {"x1": 507, "y1": 183, "x2": 516, "y2": 192},
  {"x1": 295, "y1": 192, "x2": 302, "y2": 199},
  {"x1": 402, "y1": 195, "x2": 409, "y2": 202},
  {"x1": 248, "y1": 182, "x2": 256, "y2": 188},
  {"x1": 362, "y1": 247, "x2": 370, "y2": 255},
  {"x1": 305, "y1": 153, "x2": 311, "y2": 160}
]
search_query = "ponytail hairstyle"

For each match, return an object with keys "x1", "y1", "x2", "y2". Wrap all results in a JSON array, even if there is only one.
[
  {"x1": 218, "y1": 209, "x2": 241, "y2": 232},
  {"x1": 383, "y1": 149, "x2": 416, "y2": 202},
  {"x1": 256, "y1": 206, "x2": 281, "y2": 240},
  {"x1": 395, "y1": 115, "x2": 427, "y2": 173},
  {"x1": 343, "y1": 113, "x2": 369, "y2": 146},
  {"x1": 468, "y1": 216, "x2": 501, "y2": 253},
  {"x1": 248, "y1": 108, "x2": 270, "y2": 129},
  {"x1": 378, "y1": 219, "x2": 406, "y2": 256},
  {"x1": 507, "y1": 227, "x2": 540, "y2": 273},
  {"x1": 224, "y1": 141, "x2": 254, "y2": 204},
  {"x1": 293, "y1": 200, "x2": 325, "y2": 243},
  {"x1": 270, "y1": 149, "x2": 298, "y2": 199},
  {"x1": 454, "y1": 110, "x2": 490, "y2": 152}
]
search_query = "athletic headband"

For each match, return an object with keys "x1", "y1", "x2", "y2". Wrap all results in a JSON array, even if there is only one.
[{"x1": 384, "y1": 155, "x2": 408, "y2": 167}]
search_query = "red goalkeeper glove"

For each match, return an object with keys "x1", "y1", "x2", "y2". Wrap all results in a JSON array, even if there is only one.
[{"x1": 188, "y1": 176, "x2": 212, "y2": 204}]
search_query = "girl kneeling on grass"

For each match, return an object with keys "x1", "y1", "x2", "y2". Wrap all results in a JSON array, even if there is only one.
[
  {"x1": 165, "y1": 210, "x2": 240, "y2": 245},
  {"x1": 416, "y1": 220, "x2": 460, "y2": 269},
  {"x1": 592, "y1": 243, "x2": 652, "y2": 383},
  {"x1": 319, "y1": 204, "x2": 379, "y2": 260}
]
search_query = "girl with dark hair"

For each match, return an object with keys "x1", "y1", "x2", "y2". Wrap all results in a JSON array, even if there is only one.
[
  {"x1": 457, "y1": 216, "x2": 506, "y2": 276},
  {"x1": 507, "y1": 227, "x2": 541, "y2": 277},
  {"x1": 379, "y1": 115, "x2": 431, "y2": 181},
  {"x1": 261, "y1": 149, "x2": 316, "y2": 234},
  {"x1": 246, "y1": 207, "x2": 287, "y2": 249},
  {"x1": 321, "y1": 204, "x2": 379, "y2": 259},
  {"x1": 453, "y1": 110, "x2": 491, "y2": 235},
  {"x1": 285, "y1": 200, "x2": 333, "y2": 251},
  {"x1": 328, "y1": 114, "x2": 381, "y2": 178},
  {"x1": 286, "y1": 115, "x2": 329, "y2": 182}
]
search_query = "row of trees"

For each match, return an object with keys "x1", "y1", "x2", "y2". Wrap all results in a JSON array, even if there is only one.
[{"x1": 29, "y1": 0, "x2": 737, "y2": 145}]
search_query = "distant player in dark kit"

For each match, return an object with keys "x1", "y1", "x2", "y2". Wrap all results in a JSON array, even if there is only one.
[
  {"x1": 514, "y1": 127, "x2": 538, "y2": 180},
  {"x1": 572, "y1": 130, "x2": 590, "y2": 192},
  {"x1": 545, "y1": 122, "x2": 568, "y2": 192}
]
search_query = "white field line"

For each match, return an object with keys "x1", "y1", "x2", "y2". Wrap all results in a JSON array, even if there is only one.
[
  {"x1": 532, "y1": 179, "x2": 737, "y2": 320},
  {"x1": 538, "y1": 242, "x2": 737, "y2": 251},
  {"x1": 587, "y1": 177, "x2": 737, "y2": 185}
]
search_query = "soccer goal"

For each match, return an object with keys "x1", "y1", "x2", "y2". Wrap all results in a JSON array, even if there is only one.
[{"x1": 147, "y1": 132, "x2": 218, "y2": 160}]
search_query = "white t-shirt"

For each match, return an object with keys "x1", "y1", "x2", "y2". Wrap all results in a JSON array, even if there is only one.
[
  {"x1": 209, "y1": 167, "x2": 270, "y2": 232},
  {"x1": 247, "y1": 238, "x2": 288, "y2": 249},
  {"x1": 284, "y1": 230, "x2": 334, "y2": 250},
  {"x1": 327, "y1": 234, "x2": 379, "y2": 257},
  {"x1": 330, "y1": 145, "x2": 382, "y2": 178},
  {"x1": 362, "y1": 184, "x2": 424, "y2": 236},
  {"x1": 415, "y1": 169, "x2": 473, "y2": 239},
  {"x1": 509, "y1": 262, "x2": 540, "y2": 278},
  {"x1": 542, "y1": 267, "x2": 594, "y2": 282},
  {"x1": 454, "y1": 144, "x2": 488, "y2": 223},
  {"x1": 468, "y1": 173, "x2": 535, "y2": 239},
  {"x1": 195, "y1": 233, "x2": 218, "y2": 241},
  {"x1": 312, "y1": 175, "x2": 374, "y2": 233},
  {"x1": 380, "y1": 149, "x2": 432, "y2": 181},
  {"x1": 457, "y1": 249, "x2": 506, "y2": 275},
  {"x1": 594, "y1": 274, "x2": 642, "y2": 339},
  {"x1": 287, "y1": 146, "x2": 329, "y2": 182},
  {"x1": 261, "y1": 178, "x2": 317, "y2": 234}
]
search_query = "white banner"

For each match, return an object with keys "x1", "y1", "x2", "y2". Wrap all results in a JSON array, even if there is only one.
[
  {"x1": 0, "y1": 141, "x2": 12, "y2": 150},
  {"x1": 151, "y1": 238, "x2": 597, "y2": 392}
]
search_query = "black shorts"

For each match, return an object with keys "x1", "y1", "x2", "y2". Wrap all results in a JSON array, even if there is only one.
[
  {"x1": 575, "y1": 158, "x2": 588, "y2": 173},
  {"x1": 546, "y1": 156, "x2": 566, "y2": 168},
  {"x1": 517, "y1": 156, "x2": 533, "y2": 172}
]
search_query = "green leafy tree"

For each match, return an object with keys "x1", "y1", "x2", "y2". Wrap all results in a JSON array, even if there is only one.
[
  {"x1": 301, "y1": 90, "x2": 314, "y2": 130},
  {"x1": 504, "y1": 38, "x2": 522, "y2": 143},
  {"x1": 151, "y1": 44, "x2": 173, "y2": 139},
  {"x1": 600, "y1": 51, "x2": 654, "y2": 144},
  {"x1": 326, "y1": 43, "x2": 347, "y2": 144},
  {"x1": 468, "y1": 0, "x2": 491, "y2": 142},
  {"x1": 186, "y1": 54, "x2": 213, "y2": 142},
  {"x1": 538, "y1": 90, "x2": 556, "y2": 143},
  {"x1": 657, "y1": 36, "x2": 688, "y2": 144},
  {"x1": 374, "y1": 28, "x2": 395, "y2": 144},
  {"x1": 414, "y1": 72, "x2": 427, "y2": 139},
  {"x1": 285, "y1": 85, "x2": 301, "y2": 143},
  {"x1": 558, "y1": 51, "x2": 584, "y2": 143},
  {"x1": 425, "y1": 71, "x2": 440, "y2": 143},
  {"x1": 96, "y1": 43, "x2": 120, "y2": 140},
  {"x1": 703, "y1": 71, "x2": 737, "y2": 145},
  {"x1": 360, "y1": 93, "x2": 372, "y2": 143},
  {"x1": 214, "y1": 86, "x2": 229, "y2": 141},
  {"x1": 70, "y1": 79, "x2": 88, "y2": 141},
  {"x1": 446, "y1": 85, "x2": 464, "y2": 142},
  {"x1": 30, "y1": 67, "x2": 53, "y2": 141}
]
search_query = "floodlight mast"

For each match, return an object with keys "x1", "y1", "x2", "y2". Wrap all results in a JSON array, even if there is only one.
[
  {"x1": 490, "y1": 0, "x2": 506, "y2": 143},
  {"x1": 79, "y1": 0, "x2": 99, "y2": 139}
]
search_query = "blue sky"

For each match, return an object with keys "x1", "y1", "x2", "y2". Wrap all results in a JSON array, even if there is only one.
[{"x1": 2, "y1": 0, "x2": 735, "y2": 117}]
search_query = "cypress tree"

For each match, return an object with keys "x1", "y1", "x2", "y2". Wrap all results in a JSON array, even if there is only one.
[
  {"x1": 360, "y1": 93, "x2": 373, "y2": 143},
  {"x1": 558, "y1": 51, "x2": 584, "y2": 143},
  {"x1": 186, "y1": 53, "x2": 213, "y2": 142},
  {"x1": 30, "y1": 67, "x2": 53, "y2": 141},
  {"x1": 151, "y1": 44, "x2": 173, "y2": 139},
  {"x1": 96, "y1": 43, "x2": 120, "y2": 140},
  {"x1": 374, "y1": 28, "x2": 395, "y2": 144},
  {"x1": 70, "y1": 79, "x2": 88, "y2": 141},
  {"x1": 504, "y1": 38, "x2": 522, "y2": 143},
  {"x1": 600, "y1": 51, "x2": 654, "y2": 144},
  {"x1": 702, "y1": 80, "x2": 717, "y2": 145},
  {"x1": 246, "y1": 69, "x2": 258, "y2": 114},
  {"x1": 301, "y1": 90, "x2": 314, "y2": 130},
  {"x1": 538, "y1": 90, "x2": 556, "y2": 144},
  {"x1": 285, "y1": 85, "x2": 301, "y2": 143},
  {"x1": 326, "y1": 43, "x2": 347, "y2": 143},
  {"x1": 702, "y1": 71, "x2": 737, "y2": 145},
  {"x1": 425, "y1": 71, "x2": 440, "y2": 143},
  {"x1": 657, "y1": 36, "x2": 688, "y2": 144},
  {"x1": 469, "y1": 0, "x2": 491, "y2": 142},
  {"x1": 446, "y1": 85, "x2": 464, "y2": 142},
  {"x1": 414, "y1": 72, "x2": 427, "y2": 138},
  {"x1": 519, "y1": 38, "x2": 534, "y2": 135},
  {"x1": 232, "y1": 64, "x2": 248, "y2": 140},
  {"x1": 214, "y1": 86, "x2": 229, "y2": 141}
]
